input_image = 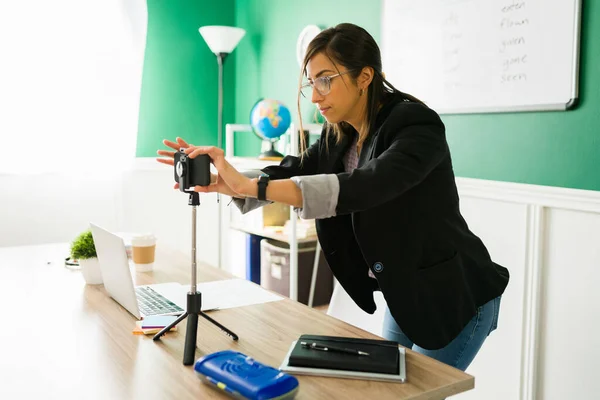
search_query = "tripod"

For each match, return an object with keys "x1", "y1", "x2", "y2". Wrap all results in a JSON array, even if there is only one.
[{"x1": 153, "y1": 191, "x2": 238, "y2": 365}]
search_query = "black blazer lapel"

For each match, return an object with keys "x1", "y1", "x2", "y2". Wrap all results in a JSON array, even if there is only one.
[{"x1": 357, "y1": 131, "x2": 378, "y2": 168}]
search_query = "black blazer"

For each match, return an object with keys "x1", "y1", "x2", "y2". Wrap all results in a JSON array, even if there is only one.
[{"x1": 262, "y1": 94, "x2": 509, "y2": 350}]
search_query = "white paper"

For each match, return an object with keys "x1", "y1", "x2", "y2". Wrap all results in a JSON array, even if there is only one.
[{"x1": 191, "y1": 279, "x2": 283, "y2": 311}]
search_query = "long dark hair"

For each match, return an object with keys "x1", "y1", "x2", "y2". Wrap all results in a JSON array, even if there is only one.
[{"x1": 297, "y1": 23, "x2": 424, "y2": 155}]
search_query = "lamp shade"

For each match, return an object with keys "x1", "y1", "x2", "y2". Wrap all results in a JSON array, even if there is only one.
[{"x1": 199, "y1": 26, "x2": 245, "y2": 55}]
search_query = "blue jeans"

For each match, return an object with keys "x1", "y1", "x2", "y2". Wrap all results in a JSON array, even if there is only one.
[{"x1": 382, "y1": 296, "x2": 501, "y2": 371}]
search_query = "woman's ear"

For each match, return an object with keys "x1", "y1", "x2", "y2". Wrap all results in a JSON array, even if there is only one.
[{"x1": 358, "y1": 66, "x2": 375, "y2": 89}]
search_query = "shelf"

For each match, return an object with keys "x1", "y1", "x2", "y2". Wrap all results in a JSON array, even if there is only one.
[
  {"x1": 227, "y1": 156, "x2": 279, "y2": 170},
  {"x1": 229, "y1": 223, "x2": 317, "y2": 245}
]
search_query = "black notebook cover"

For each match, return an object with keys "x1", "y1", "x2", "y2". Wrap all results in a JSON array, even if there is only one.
[{"x1": 288, "y1": 335, "x2": 399, "y2": 375}]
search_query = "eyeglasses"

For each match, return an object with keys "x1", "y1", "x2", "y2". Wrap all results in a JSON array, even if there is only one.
[{"x1": 300, "y1": 70, "x2": 355, "y2": 98}]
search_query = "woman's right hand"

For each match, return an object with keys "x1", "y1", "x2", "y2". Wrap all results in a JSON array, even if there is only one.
[{"x1": 156, "y1": 137, "x2": 242, "y2": 198}]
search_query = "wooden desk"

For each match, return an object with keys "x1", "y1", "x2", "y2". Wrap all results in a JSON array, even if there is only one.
[{"x1": 0, "y1": 244, "x2": 474, "y2": 399}]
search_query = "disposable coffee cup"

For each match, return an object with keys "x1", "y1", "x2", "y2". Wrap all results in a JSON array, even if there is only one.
[{"x1": 131, "y1": 234, "x2": 156, "y2": 272}]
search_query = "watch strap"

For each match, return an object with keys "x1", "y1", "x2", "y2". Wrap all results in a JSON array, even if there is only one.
[{"x1": 257, "y1": 174, "x2": 270, "y2": 201}]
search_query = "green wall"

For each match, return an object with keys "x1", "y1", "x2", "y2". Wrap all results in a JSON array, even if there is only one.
[
  {"x1": 136, "y1": 0, "x2": 236, "y2": 156},
  {"x1": 137, "y1": 1, "x2": 599, "y2": 191},
  {"x1": 232, "y1": 0, "x2": 600, "y2": 191},
  {"x1": 442, "y1": 2, "x2": 600, "y2": 191},
  {"x1": 232, "y1": 0, "x2": 383, "y2": 158}
]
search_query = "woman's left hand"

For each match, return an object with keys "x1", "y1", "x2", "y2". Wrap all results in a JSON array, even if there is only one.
[{"x1": 185, "y1": 146, "x2": 256, "y2": 198}]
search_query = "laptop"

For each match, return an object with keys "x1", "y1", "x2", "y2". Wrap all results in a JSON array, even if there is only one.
[{"x1": 90, "y1": 223, "x2": 188, "y2": 320}]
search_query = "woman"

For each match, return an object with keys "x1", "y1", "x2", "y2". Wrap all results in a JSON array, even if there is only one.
[{"x1": 157, "y1": 23, "x2": 509, "y2": 371}]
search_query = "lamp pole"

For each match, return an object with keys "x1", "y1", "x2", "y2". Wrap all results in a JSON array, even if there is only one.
[
  {"x1": 198, "y1": 26, "x2": 245, "y2": 271},
  {"x1": 217, "y1": 52, "x2": 226, "y2": 150},
  {"x1": 216, "y1": 52, "x2": 226, "y2": 270}
]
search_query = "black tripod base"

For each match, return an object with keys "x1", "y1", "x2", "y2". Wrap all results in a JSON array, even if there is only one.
[{"x1": 153, "y1": 291, "x2": 238, "y2": 365}]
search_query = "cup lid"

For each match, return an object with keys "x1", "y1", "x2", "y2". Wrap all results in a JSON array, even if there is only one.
[{"x1": 131, "y1": 233, "x2": 156, "y2": 246}]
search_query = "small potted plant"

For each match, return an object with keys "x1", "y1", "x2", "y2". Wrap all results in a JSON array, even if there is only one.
[{"x1": 71, "y1": 230, "x2": 103, "y2": 285}]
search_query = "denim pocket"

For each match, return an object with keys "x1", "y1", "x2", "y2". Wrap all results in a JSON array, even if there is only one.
[{"x1": 487, "y1": 296, "x2": 501, "y2": 336}]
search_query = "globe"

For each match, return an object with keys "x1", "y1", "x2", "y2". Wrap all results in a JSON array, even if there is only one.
[{"x1": 250, "y1": 98, "x2": 292, "y2": 160}]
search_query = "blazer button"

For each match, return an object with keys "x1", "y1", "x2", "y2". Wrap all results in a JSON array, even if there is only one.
[{"x1": 373, "y1": 262, "x2": 384, "y2": 273}]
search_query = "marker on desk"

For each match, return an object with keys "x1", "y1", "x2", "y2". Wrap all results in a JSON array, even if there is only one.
[{"x1": 301, "y1": 341, "x2": 370, "y2": 356}]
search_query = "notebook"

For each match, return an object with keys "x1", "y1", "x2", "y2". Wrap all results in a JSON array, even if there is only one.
[{"x1": 279, "y1": 335, "x2": 406, "y2": 383}]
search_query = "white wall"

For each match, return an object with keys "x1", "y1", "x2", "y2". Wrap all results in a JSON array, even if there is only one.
[
  {"x1": 455, "y1": 196, "x2": 527, "y2": 400},
  {"x1": 536, "y1": 208, "x2": 600, "y2": 400},
  {"x1": 2, "y1": 162, "x2": 599, "y2": 400},
  {"x1": 452, "y1": 178, "x2": 600, "y2": 400},
  {"x1": 0, "y1": 172, "x2": 120, "y2": 246},
  {"x1": 118, "y1": 159, "x2": 221, "y2": 267},
  {"x1": 0, "y1": 159, "x2": 220, "y2": 268}
]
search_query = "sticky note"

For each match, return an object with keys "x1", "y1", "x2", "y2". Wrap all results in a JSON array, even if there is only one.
[{"x1": 141, "y1": 315, "x2": 178, "y2": 329}]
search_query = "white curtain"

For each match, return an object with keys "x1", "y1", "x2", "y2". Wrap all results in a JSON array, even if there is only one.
[{"x1": 0, "y1": 0, "x2": 148, "y2": 174}]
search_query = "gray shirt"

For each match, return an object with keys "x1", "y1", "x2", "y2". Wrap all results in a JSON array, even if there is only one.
[{"x1": 233, "y1": 136, "x2": 359, "y2": 219}]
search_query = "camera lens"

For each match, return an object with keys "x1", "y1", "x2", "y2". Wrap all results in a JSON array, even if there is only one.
[{"x1": 176, "y1": 161, "x2": 184, "y2": 177}]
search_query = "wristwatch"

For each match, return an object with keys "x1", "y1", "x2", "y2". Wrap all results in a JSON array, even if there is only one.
[{"x1": 257, "y1": 173, "x2": 270, "y2": 201}]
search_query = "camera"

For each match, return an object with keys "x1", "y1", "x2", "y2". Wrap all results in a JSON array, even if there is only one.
[{"x1": 174, "y1": 148, "x2": 211, "y2": 192}]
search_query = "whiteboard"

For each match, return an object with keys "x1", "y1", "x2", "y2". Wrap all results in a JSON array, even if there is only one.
[{"x1": 381, "y1": 0, "x2": 582, "y2": 114}]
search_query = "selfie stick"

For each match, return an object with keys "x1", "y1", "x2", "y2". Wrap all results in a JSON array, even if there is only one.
[{"x1": 153, "y1": 190, "x2": 238, "y2": 366}]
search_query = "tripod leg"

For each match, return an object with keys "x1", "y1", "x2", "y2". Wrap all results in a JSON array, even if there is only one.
[
  {"x1": 183, "y1": 313, "x2": 199, "y2": 365},
  {"x1": 153, "y1": 312, "x2": 188, "y2": 341},
  {"x1": 199, "y1": 311, "x2": 239, "y2": 341}
]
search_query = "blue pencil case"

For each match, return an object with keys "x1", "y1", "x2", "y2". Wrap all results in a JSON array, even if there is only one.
[{"x1": 194, "y1": 350, "x2": 299, "y2": 399}]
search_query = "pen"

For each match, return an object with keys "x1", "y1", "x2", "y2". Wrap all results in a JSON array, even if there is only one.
[{"x1": 301, "y1": 341, "x2": 370, "y2": 356}]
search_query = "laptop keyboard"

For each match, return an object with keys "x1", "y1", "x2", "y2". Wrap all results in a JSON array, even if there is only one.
[{"x1": 135, "y1": 286, "x2": 184, "y2": 316}]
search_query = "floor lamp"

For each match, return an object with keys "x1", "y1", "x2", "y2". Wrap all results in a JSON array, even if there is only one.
[
  {"x1": 199, "y1": 25, "x2": 245, "y2": 269},
  {"x1": 199, "y1": 25, "x2": 245, "y2": 151}
]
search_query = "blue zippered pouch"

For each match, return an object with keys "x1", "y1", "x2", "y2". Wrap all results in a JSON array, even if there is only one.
[{"x1": 194, "y1": 350, "x2": 299, "y2": 399}]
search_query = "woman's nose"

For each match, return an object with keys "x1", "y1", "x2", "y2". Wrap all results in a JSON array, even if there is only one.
[{"x1": 311, "y1": 88, "x2": 324, "y2": 103}]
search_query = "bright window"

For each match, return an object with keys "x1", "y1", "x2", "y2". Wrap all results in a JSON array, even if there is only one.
[{"x1": 0, "y1": 0, "x2": 147, "y2": 174}]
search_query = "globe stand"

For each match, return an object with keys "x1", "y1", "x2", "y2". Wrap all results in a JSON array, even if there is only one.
[{"x1": 259, "y1": 139, "x2": 284, "y2": 161}]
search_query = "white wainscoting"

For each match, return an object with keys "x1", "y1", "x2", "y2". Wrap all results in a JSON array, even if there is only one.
[
  {"x1": 453, "y1": 177, "x2": 600, "y2": 400},
  {"x1": 1, "y1": 163, "x2": 599, "y2": 400},
  {"x1": 536, "y1": 208, "x2": 600, "y2": 400},
  {"x1": 454, "y1": 196, "x2": 527, "y2": 400}
]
